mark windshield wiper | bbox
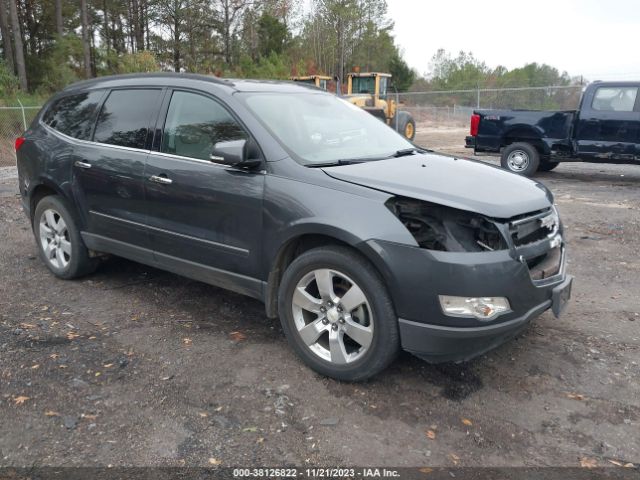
[306,148,431,168]
[391,147,430,157]
[307,157,387,168]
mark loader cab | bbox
[347,72,391,98]
[291,75,331,91]
[345,72,416,141]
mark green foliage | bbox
[31,36,82,94]
[419,49,580,110]
[388,50,415,92]
[257,13,289,58]
[429,49,489,90]
[234,51,290,79]
[0,60,19,97]
[113,51,160,74]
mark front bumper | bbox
[399,275,572,363]
[363,239,571,362]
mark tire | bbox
[395,111,416,141]
[538,160,560,172]
[33,195,98,279]
[501,142,540,176]
[278,246,400,381]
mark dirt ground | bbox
[1,128,639,469]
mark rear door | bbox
[73,88,163,249]
[144,89,265,285]
[575,85,640,159]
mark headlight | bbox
[386,197,507,252]
[439,296,511,320]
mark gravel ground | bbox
[1,133,639,469]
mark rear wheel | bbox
[278,246,399,381]
[501,142,540,177]
[33,195,98,279]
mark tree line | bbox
[0,0,416,97]
[410,49,584,110]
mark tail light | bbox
[470,114,480,137]
[15,137,25,151]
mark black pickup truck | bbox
[465,81,640,176]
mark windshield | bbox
[239,92,413,165]
[352,77,375,94]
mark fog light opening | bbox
[439,296,511,320]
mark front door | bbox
[575,85,640,160]
[73,88,163,249]
[144,90,265,290]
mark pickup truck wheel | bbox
[501,142,540,176]
[278,246,400,381]
[538,161,560,172]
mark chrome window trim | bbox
[41,121,151,155]
[43,120,264,172]
[89,210,250,256]
[152,150,233,169]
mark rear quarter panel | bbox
[17,123,75,221]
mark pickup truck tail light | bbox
[15,136,25,151]
[470,114,480,137]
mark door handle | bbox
[74,160,92,169]
[149,175,173,185]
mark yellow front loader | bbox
[346,72,416,141]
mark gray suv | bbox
[16,73,573,381]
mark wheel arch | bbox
[28,180,68,223]
[502,125,549,155]
[264,226,390,319]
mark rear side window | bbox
[591,87,638,112]
[161,90,247,161]
[93,89,160,149]
[42,91,103,140]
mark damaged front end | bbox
[385,196,564,283]
[385,197,507,253]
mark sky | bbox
[386,0,640,81]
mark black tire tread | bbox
[33,195,98,279]
[278,245,399,382]
[500,142,540,177]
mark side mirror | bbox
[210,139,262,169]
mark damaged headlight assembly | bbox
[385,197,507,252]
[386,197,512,321]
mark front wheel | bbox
[278,246,399,381]
[501,142,540,177]
[395,111,416,141]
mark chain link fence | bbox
[396,85,584,132]
[0,104,41,167]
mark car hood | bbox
[322,153,551,218]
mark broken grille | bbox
[509,207,559,247]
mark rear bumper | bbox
[465,135,475,149]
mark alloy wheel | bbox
[291,268,374,365]
[39,208,71,269]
